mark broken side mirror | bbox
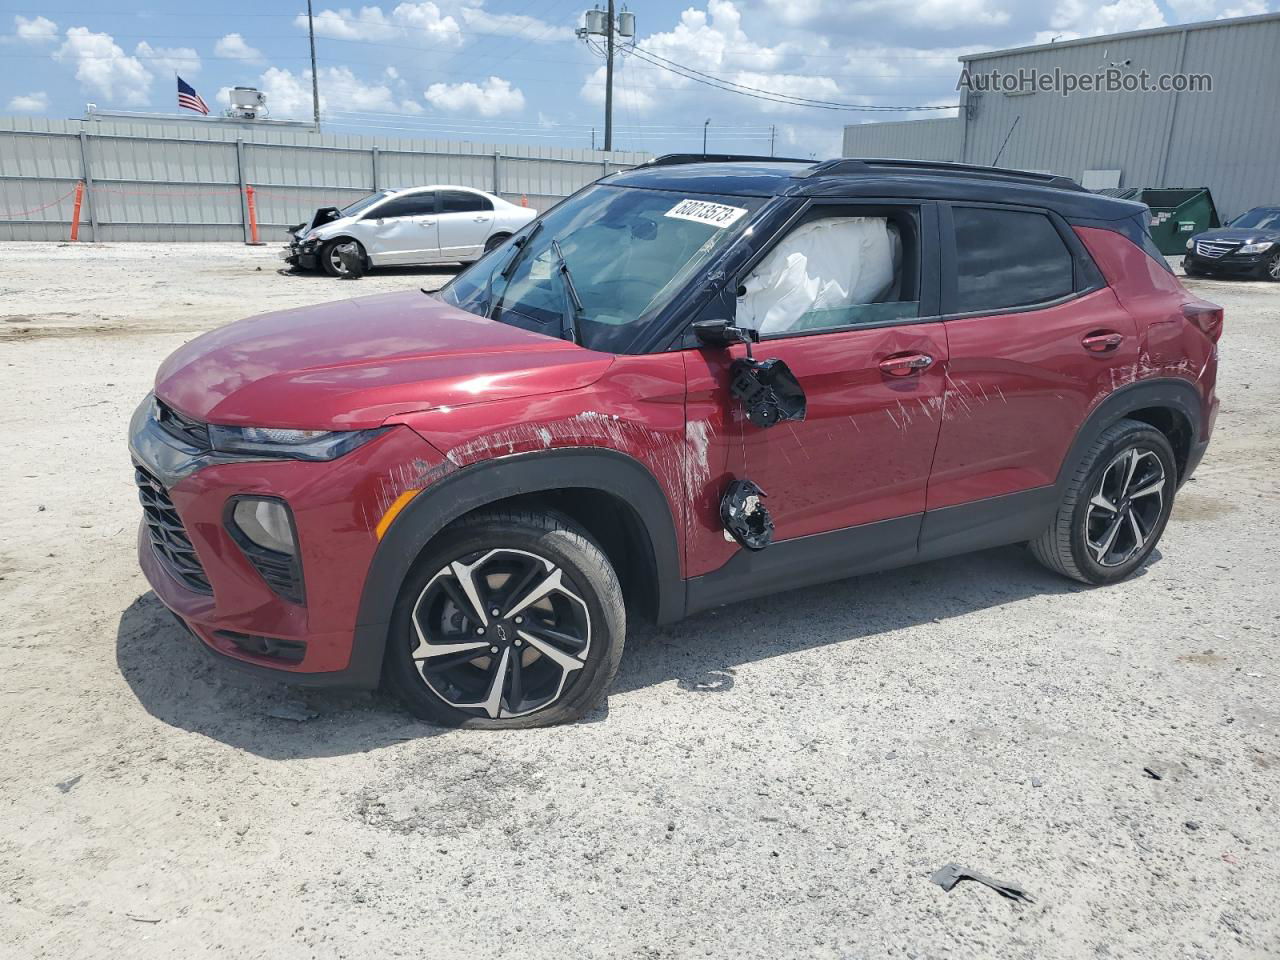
[692,318,758,349]
[730,358,806,429]
[721,479,773,551]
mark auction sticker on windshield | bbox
[664,199,748,229]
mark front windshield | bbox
[340,191,391,218]
[441,184,765,353]
[1229,207,1280,230]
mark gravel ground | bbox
[1,242,1278,960]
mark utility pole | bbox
[307,0,321,130]
[769,124,775,157]
[577,6,634,152]
[703,118,710,155]
[603,0,615,151]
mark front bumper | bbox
[1185,250,1269,274]
[129,396,451,688]
[282,240,319,270]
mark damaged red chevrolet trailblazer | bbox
[130,156,1221,728]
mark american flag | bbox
[177,76,209,115]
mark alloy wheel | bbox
[1268,253,1280,281]
[410,548,592,719]
[328,243,353,275]
[1084,447,1167,567]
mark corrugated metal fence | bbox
[0,116,650,242]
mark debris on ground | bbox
[930,864,1034,903]
[55,774,83,793]
[265,702,318,722]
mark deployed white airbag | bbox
[738,217,896,335]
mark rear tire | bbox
[384,509,626,729]
[484,232,511,254]
[1030,418,1177,584]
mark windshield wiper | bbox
[483,220,544,318]
[550,239,584,345]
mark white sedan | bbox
[284,185,537,277]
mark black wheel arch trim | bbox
[349,447,684,679]
[1056,378,1203,491]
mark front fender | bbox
[349,448,685,680]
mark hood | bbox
[306,215,358,242]
[155,291,614,429]
[1191,227,1280,244]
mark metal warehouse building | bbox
[843,12,1280,218]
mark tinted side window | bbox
[953,207,1074,313]
[371,193,437,219]
[441,191,492,213]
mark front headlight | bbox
[1239,240,1274,254]
[208,424,387,461]
[1185,237,1195,251]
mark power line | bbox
[627,46,958,112]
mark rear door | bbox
[362,192,439,265]
[925,203,1137,520]
[437,190,496,262]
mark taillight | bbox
[1182,301,1223,342]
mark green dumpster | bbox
[1097,187,1221,256]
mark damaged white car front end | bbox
[284,186,537,277]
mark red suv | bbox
[130,156,1221,728]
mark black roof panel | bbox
[608,157,1146,221]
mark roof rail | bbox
[795,158,1086,192]
[640,153,812,168]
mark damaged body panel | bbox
[131,154,1220,728]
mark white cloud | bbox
[14,14,57,43]
[424,75,525,116]
[760,0,1009,30]
[1164,0,1268,19]
[7,91,49,111]
[241,65,422,119]
[458,6,574,42]
[214,32,264,63]
[1042,0,1166,37]
[54,27,152,106]
[299,3,462,45]
[134,41,201,76]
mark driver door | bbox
[687,201,946,589]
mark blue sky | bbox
[0,0,1270,157]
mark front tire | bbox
[1030,419,1177,584]
[1263,250,1280,282]
[384,510,626,729]
[321,238,366,277]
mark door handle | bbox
[879,353,934,376]
[1081,331,1124,353]
[473,216,488,222]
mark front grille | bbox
[134,463,211,593]
[1195,240,1238,259]
[155,399,210,450]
